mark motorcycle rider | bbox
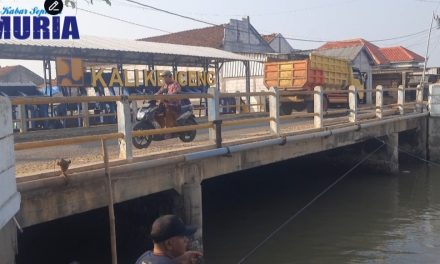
[155,70,182,128]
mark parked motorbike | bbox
[132,99,197,149]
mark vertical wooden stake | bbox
[102,139,118,264]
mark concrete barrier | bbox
[0,97,20,264]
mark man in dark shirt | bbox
[135,215,202,264]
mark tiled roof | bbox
[379,46,424,63]
[261,33,277,43]
[318,38,389,65]
[0,65,44,85]
[139,25,225,49]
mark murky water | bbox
[202,154,440,264]
[16,150,440,264]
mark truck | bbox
[263,53,366,115]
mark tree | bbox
[64,0,111,8]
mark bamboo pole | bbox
[102,139,118,264]
[14,133,124,150]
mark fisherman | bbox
[135,214,202,264]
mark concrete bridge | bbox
[2,84,440,263]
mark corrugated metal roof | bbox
[313,46,364,61]
[0,35,260,65]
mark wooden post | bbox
[101,139,118,264]
[397,85,405,115]
[416,84,424,113]
[18,104,27,133]
[314,86,323,128]
[269,87,280,135]
[82,102,89,128]
[349,85,358,123]
[235,91,241,114]
[376,85,383,119]
[131,100,138,122]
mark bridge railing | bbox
[11,85,427,169]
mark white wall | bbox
[352,52,373,104]
[221,76,268,112]
[268,34,294,54]
[221,76,267,93]
[0,97,20,230]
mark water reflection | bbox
[203,156,440,264]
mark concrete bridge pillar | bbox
[0,97,20,264]
[0,220,17,264]
[384,133,399,174]
[182,182,203,251]
[428,84,440,162]
[363,134,399,174]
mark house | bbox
[262,33,295,53]
[140,17,274,54]
[0,65,44,86]
[140,17,288,98]
[316,38,424,103]
[375,46,425,89]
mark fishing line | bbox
[237,142,385,264]
[374,137,440,168]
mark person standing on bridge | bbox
[135,214,202,264]
[155,70,182,128]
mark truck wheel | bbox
[306,101,314,113]
[292,103,306,112]
[280,103,293,115]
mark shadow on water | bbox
[202,147,440,264]
[16,190,178,264]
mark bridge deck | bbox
[15,115,314,176]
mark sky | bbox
[1,0,440,76]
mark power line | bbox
[124,0,218,27]
[76,7,171,33]
[124,0,435,45]
[370,28,430,42]
[78,0,437,52]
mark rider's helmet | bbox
[160,70,173,78]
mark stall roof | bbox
[0,35,259,66]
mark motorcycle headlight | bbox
[136,110,146,120]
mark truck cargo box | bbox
[264,54,353,90]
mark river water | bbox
[15,149,440,264]
[202,153,440,264]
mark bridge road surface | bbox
[14,115,322,176]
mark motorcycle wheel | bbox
[132,122,154,149]
[179,117,197,142]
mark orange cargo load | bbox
[264,59,325,90]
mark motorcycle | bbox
[132,99,197,149]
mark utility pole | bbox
[420,12,440,87]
